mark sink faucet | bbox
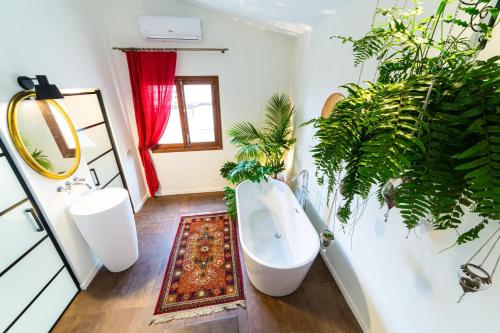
[58,177,93,193]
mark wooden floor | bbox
[53,193,362,333]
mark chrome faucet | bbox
[57,177,93,193]
[291,170,309,209]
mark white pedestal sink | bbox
[70,188,139,272]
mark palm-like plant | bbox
[221,93,296,217]
[22,136,54,171]
[228,93,296,169]
[30,148,54,171]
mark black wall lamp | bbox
[17,75,63,100]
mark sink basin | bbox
[70,188,138,272]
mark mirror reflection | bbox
[8,92,80,179]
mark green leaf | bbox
[455,157,489,170]
[457,220,488,245]
[461,6,480,16]
[464,164,490,179]
[453,140,487,159]
[489,7,499,19]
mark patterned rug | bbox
[152,212,245,324]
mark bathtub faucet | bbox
[291,170,309,209]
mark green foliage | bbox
[457,220,489,245]
[221,93,296,217]
[223,187,237,218]
[30,149,54,171]
[308,1,500,245]
[334,27,388,66]
[220,160,285,218]
[228,93,296,168]
[220,160,284,184]
[22,136,54,171]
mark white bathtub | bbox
[235,178,320,296]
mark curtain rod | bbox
[112,47,228,53]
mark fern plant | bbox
[307,0,500,245]
[221,93,296,217]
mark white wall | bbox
[0,0,147,287]
[290,1,500,332]
[98,0,295,195]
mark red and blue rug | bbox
[152,212,245,323]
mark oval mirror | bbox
[7,91,81,179]
[321,93,345,118]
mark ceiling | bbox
[180,0,350,36]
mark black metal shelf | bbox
[0,198,28,217]
[0,139,79,286]
[63,89,132,208]
[102,173,120,189]
[77,121,105,133]
[0,236,49,279]
[87,148,113,165]
[3,265,66,333]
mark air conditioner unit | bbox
[138,16,202,41]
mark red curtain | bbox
[125,51,177,196]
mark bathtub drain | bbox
[274,233,281,239]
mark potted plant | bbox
[221,93,296,217]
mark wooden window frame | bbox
[37,100,76,158]
[153,76,223,153]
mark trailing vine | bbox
[307,0,500,245]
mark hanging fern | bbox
[451,57,500,221]
[457,220,489,245]
[307,1,500,245]
[333,27,388,66]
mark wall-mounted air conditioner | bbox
[138,16,202,41]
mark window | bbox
[37,100,76,158]
[153,76,222,153]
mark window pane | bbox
[184,84,215,143]
[159,86,183,144]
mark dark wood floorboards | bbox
[168,316,240,333]
[53,192,362,333]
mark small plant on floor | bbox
[306,0,500,245]
[221,93,296,217]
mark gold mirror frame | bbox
[7,91,81,179]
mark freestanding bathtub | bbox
[235,178,320,296]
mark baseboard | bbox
[319,250,369,333]
[134,194,149,213]
[159,187,223,196]
[80,261,102,290]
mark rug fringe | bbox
[150,300,246,325]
